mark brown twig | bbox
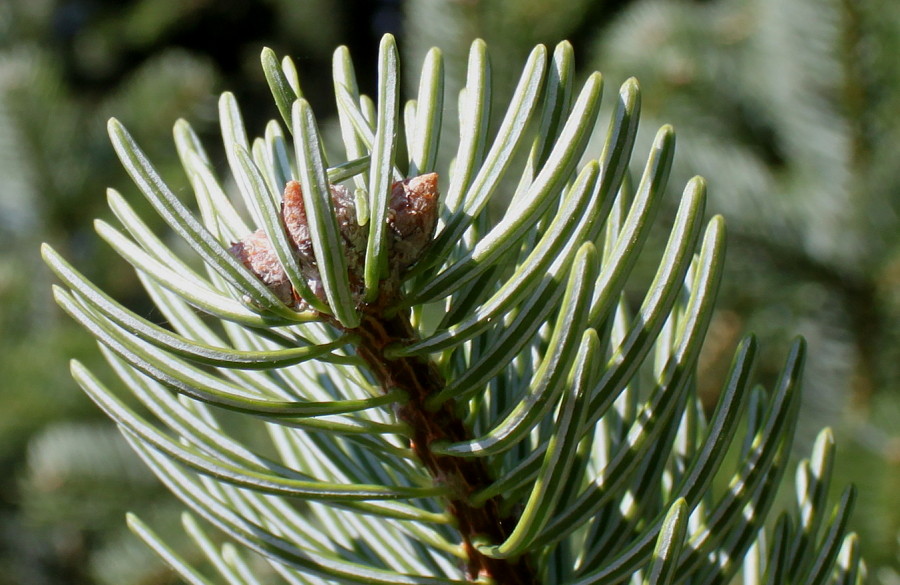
[335,309,535,584]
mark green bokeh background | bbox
[1,0,897,583]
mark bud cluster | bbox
[229,173,439,312]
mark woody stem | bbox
[337,310,536,584]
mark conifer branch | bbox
[41,34,866,585]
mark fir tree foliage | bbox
[44,35,865,584]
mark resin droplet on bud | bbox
[230,173,440,312]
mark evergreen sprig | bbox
[43,35,866,585]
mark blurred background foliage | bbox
[0,0,896,583]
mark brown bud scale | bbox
[229,173,440,312]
